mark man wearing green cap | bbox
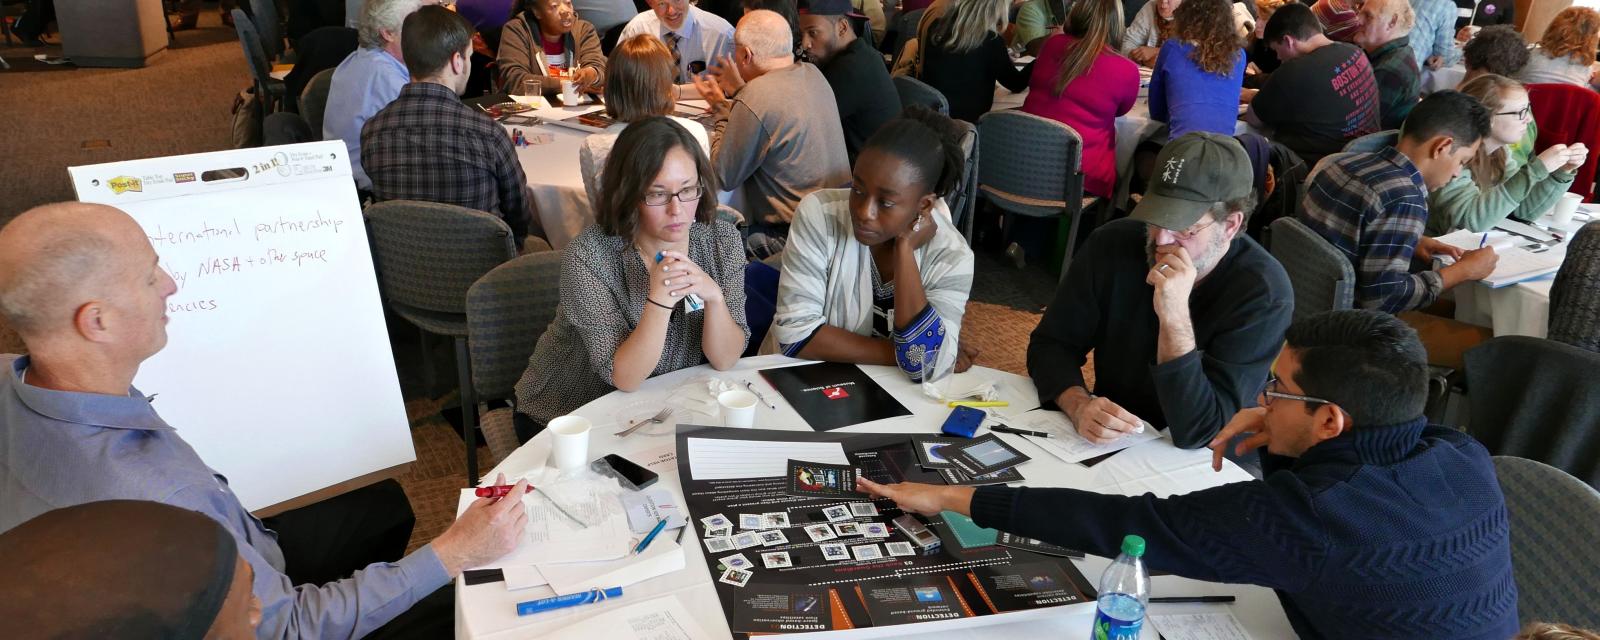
[1027,132,1293,458]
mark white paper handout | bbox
[620,487,687,533]
[538,538,686,596]
[540,595,711,640]
[1152,611,1252,640]
[1433,229,1564,287]
[685,438,848,480]
[456,477,634,570]
[1014,410,1160,464]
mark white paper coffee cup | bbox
[548,415,591,471]
[718,390,758,428]
[1553,192,1584,228]
[561,78,579,105]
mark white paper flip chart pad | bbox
[70,141,414,511]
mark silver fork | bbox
[615,407,673,438]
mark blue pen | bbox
[516,586,623,616]
[633,517,669,555]
[1479,233,1488,248]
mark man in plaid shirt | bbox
[1299,91,1499,314]
[362,6,535,250]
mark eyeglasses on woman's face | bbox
[1494,104,1532,121]
[642,185,703,206]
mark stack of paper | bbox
[538,539,685,596]
[541,595,711,640]
[1013,410,1160,464]
[455,479,635,570]
[1434,229,1564,288]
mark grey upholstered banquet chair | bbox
[1549,220,1600,353]
[249,0,283,62]
[1493,456,1600,628]
[948,119,979,242]
[1465,336,1600,491]
[1268,217,1354,322]
[365,200,518,484]
[977,110,1100,280]
[299,68,336,139]
[1341,129,1400,154]
[466,251,563,464]
[232,9,285,114]
[891,75,949,117]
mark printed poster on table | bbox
[676,426,1096,639]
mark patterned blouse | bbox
[513,220,750,425]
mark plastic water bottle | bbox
[1090,534,1150,640]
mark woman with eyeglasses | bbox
[1425,74,1588,236]
[761,107,977,382]
[512,117,748,440]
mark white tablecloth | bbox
[1422,64,1467,94]
[455,355,1295,639]
[498,99,737,250]
[496,99,607,250]
[1453,206,1593,338]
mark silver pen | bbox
[534,486,590,528]
[743,379,778,410]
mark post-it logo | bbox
[108,176,143,194]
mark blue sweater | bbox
[1148,40,1246,139]
[971,417,1519,639]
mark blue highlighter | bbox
[656,251,705,313]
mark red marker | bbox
[475,484,533,498]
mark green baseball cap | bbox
[1129,132,1255,231]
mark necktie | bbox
[665,32,684,83]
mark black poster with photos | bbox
[676,426,1096,639]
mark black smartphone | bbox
[602,453,658,490]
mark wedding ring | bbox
[1157,264,1171,272]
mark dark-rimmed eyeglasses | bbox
[642,186,703,206]
[1494,105,1532,120]
[1261,375,1332,407]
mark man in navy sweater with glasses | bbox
[862,309,1518,640]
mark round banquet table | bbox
[454,355,1295,639]
[1453,205,1594,338]
[497,97,737,251]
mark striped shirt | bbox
[1299,147,1443,313]
[761,189,974,381]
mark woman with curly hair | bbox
[1518,7,1600,89]
[1148,0,1246,138]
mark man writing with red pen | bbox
[0,202,530,639]
[859,310,1517,640]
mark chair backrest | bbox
[364,200,518,315]
[976,110,1080,217]
[465,251,562,401]
[1341,129,1399,154]
[892,75,949,116]
[947,118,979,239]
[1528,82,1600,200]
[231,9,275,107]
[249,0,283,62]
[1268,217,1354,321]
[300,67,336,137]
[1465,335,1600,490]
[1549,220,1600,353]
[1492,456,1600,629]
[262,112,314,146]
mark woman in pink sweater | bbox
[1021,0,1141,199]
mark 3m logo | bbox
[108,176,143,194]
[822,387,850,400]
